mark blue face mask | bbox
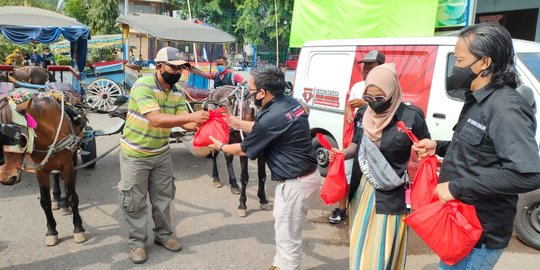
[216,65,226,73]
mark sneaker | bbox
[129,247,147,264]
[329,208,347,224]
[154,238,183,252]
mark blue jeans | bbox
[438,245,503,270]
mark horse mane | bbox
[0,96,12,124]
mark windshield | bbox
[517,53,540,84]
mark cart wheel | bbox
[87,78,123,112]
[80,127,97,169]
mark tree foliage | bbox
[63,0,89,26]
[0,0,56,10]
[172,0,294,53]
[87,0,120,35]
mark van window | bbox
[445,53,466,101]
[517,53,540,84]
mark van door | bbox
[424,46,465,140]
[294,46,357,148]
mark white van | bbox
[292,36,540,249]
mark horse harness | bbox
[11,94,82,171]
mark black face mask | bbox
[447,60,480,90]
[368,97,393,114]
[251,89,264,108]
[161,70,181,86]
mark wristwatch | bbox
[219,144,226,152]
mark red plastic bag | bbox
[192,107,230,147]
[404,200,483,265]
[410,155,439,210]
[342,121,355,149]
[317,133,348,204]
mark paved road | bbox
[0,103,539,269]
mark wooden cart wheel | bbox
[86,78,123,112]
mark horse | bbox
[0,93,86,246]
[0,66,51,85]
[205,85,270,217]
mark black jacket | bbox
[349,103,430,214]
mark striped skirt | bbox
[349,176,408,270]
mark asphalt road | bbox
[1,93,539,269]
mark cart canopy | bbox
[116,13,235,43]
[0,6,90,72]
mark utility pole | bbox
[187,0,199,67]
[273,0,279,66]
[124,0,128,15]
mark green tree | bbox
[87,0,120,35]
[0,0,56,10]
[63,0,90,25]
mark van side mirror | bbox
[516,85,536,113]
[285,81,293,96]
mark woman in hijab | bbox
[330,63,430,270]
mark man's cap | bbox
[155,47,190,66]
[357,50,385,64]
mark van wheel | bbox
[312,134,338,177]
[515,188,540,250]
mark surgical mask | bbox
[447,60,480,90]
[368,97,393,114]
[161,70,181,86]
[216,65,226,73]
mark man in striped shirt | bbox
[118,47,209,264]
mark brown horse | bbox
[206,85,270,217]
[0,94,86,246]
[0,66,51,85]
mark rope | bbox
[238,84,245,140]
[40,93,65,166]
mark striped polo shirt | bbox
[120,74,188,158]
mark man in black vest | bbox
[188,56,245,88]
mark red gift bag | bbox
[342,121,355,149]
[192,107,230,147]
[404,200,483,265]
[317,133,348,205]
[395,121,439,210]
[410,155,439,210]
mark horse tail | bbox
[0,96,12,124]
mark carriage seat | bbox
[177,81,210,101]
[125,64,142,71]
[48,82,82,105]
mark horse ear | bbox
[16,98,33,115]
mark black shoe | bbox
[329,208,347,224]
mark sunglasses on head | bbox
[362,94,387,103]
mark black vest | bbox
[213,71,233,88]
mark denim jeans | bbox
[438,245,503,270]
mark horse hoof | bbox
[51,201,59,210]
[237,209,248,217]
[61,207,72,216]
[231,187,240,195]
[45,235,59,246]
[213,181,223,188]
[260,203,272,211]
[74,232,86,243]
